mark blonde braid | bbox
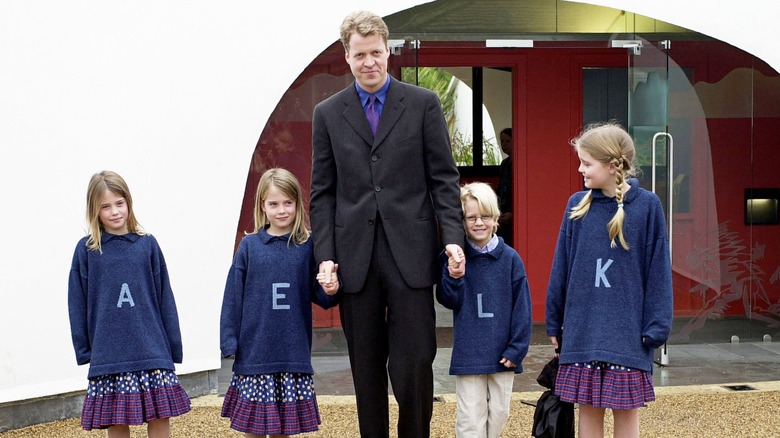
[607,160,629,249]
[569,190,592,220]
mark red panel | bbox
[313,305,341,328]
[251,40,780,327]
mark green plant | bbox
[402,67,501,166]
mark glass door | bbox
[627,39,673,364]
[627,38,767,348]
[628,39,672,218]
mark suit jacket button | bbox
[374,186,381,192]
[368,219,375,225]
[371,155,378,162]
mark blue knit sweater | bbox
[220,228,339,375]
[546,179,673,372]
[68,233,183,378]
[437,236,532,375]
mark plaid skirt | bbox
[81,369,191,430]
[221,372,321,435]
[555,361,655,410]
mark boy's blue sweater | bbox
[68,233,183,379]
[546,179,673,372]
[220,229,339,375]
[437,237,532,375]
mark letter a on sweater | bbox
[117,283,135,308]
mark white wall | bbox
[0,0,420,403]
[0,0,776,404]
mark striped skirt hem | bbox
[555,361,655,410]
[81,370,190,430]
[221,385,321,434]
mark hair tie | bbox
[618,203,624,209]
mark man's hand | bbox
[317,263,340,295]
[318,260,335,283]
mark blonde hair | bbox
[85,171,144,252]
[253,168,309,245]
[460,182,500,235]
[569,122,637,250]
[339,10,389,52]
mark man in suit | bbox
[310,10,466,438]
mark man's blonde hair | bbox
[339,10,389,52]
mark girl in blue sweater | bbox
[68,171,190,437]
[438,182,532,438]
[546,123,673,438]
[220,168,340,437]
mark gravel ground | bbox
[3,387,780,437]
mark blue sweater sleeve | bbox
[503,254,533,367]
[67,241,91,365]
[151,238,183,363]
[220,241,247,358]
[312,284,340,309]
[436,252,463,310]
[642,205,674,348]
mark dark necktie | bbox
[365,94,379,135]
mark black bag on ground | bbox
[532,356,575,438]
[532,389,575,438]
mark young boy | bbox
[437,182,533,438]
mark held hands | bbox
[445,244,466,279]
[500,357,516,368]
[317,261,339,295]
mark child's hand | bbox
[550,336,561,356]
[445,244,465,279]
[500,357,516,368]
[447,256,465,279]
[317,263,339,295]
[322,277,339,295]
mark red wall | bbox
[241,41,780,326]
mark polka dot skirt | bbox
[555,361,655,410]
[221,372,321,435]
[81,369,191,430]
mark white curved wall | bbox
[0,0,420,403]
[0,0,776,403]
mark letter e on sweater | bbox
[272,283,291,310]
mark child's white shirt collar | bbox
[467,234,499,253]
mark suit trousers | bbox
[339,217,437,438]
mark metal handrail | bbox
[652,131,673,366]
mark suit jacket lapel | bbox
[341,86,374,146]
[372,81,405,150]
[340,80,407,149]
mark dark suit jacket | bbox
[310,78,464,293]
